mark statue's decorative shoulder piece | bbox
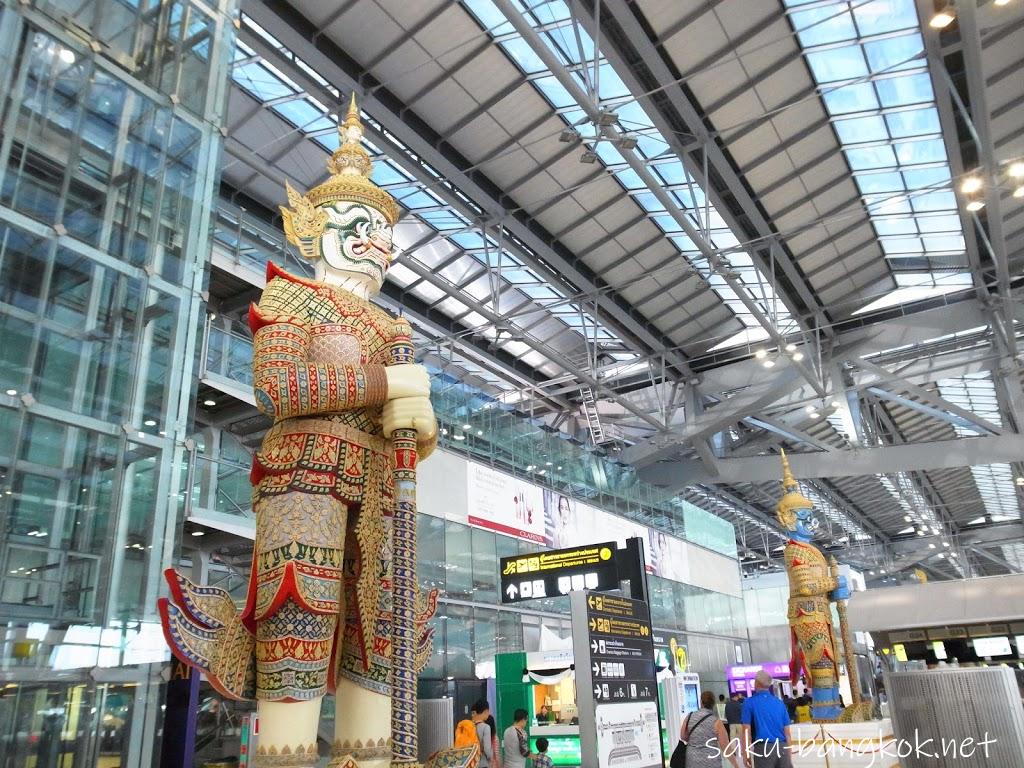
[159,95,448,768]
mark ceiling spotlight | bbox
[144,419,157,427]
[453,433,466,441]
[1007,161,1024,179]
[904,515,912,522]
[942,541,950,547]
[462,423,471,430]
[869,570,875,576]
[1015,476,1024,486]
[4,389,16,396]
[476,429,483,436]
[929,3,955,28]
[191,530,205,537]
[58,47,76,64]
[917,530,926,536]
[959,176,983,194]
[203,399,216,407]
[785,343,797,352]
[559,128,580,143]
[1013,186,1024,198]
[616,134,639,151]
[805,405,816,413]
[965,199,985,212]
[754,349,768,359]
[928,543,936,549]
[596,110,619,127]
[579,149,599,164]
[762,358,776,369]
[792,351,805,362]
[994,0,1011,6]
[440,428,448,436]
[809,410,821,419]
[880,568,887,574]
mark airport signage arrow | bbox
[499,541,619,604]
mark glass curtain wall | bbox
[0,1,235,765]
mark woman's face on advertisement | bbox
[558,496,571,521]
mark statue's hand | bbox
[382,396,436,439]
[385,363,431,399]
[830,574,851,601]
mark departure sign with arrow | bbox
[499,542,619,604]
[581,593,657,703]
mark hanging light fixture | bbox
[929,1,956,28]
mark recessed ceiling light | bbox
[809,411,821,419]
[1014,186,1024,199]
[462,423,471,430]
[203,399,216,407]
[904,515,912,522]
[1008,161,1024,179]
[453,433,465,441]
[58,48,76,64]
[754,349,768,359]
[4,389,16,396]
[965,199,985,212]
[785,343,797,352]
[960,176,983,194]
[144,419,157,427]
[762,358,776,369]
[191,530,205,537]
[792,351,805,361]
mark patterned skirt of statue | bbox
[158,416,437,703]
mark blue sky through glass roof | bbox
[463,0,801,352]
[786,0,966,314]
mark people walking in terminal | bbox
[741,671,793,768]
[503,709,532,768]
[473,700,494,768]
[725,691,745,746]
[716,693,727,720]
[683,690,741,768]
[486,714,501,768]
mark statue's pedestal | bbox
[789,720,897,768]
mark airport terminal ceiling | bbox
[212,0,1024,584]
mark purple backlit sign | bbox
[725,661,791,681]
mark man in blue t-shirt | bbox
[741,670,792,767]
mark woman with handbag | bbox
[671,690,740,768]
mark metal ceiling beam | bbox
[242,2,696,381]
[591,0,828,332]
[641,433,1024,489]
[488,0,825,399]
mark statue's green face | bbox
[320,201,394,287]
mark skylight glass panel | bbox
[853,272,971,314]
[499,36,549,73]
[272,99,335,133]
[791,5,857,46]
[786,0,965,314]
[938,374,1021,522]
[460,0,800,351]
[232,61,296,101]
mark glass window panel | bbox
[370,160,410,187]
[634,192,665,212]
[834,114,889,143]
[471,526,499,603]
[902,166,950,189]
[232,61,296,100]
[910,190,956,212]
[822,82,879,114]
[636,133,667,159]
[271,99,333,132]
[534,75,576,108]
[922,234,965,252]
[791,6,856,47]
[845,145,897,170]
[880,236,922,254]
[615,168,645,189]
[872,217,918,235]
[916,214,963,233]
[615,101,654,130]
[894,138,947,165]
[875,72,934,107]
[865,193,912,215]
[864,34,923,74]
[885,107,940,138]
[852,0,921,36]
[655,161,687,185]
[445,520,474,598]
[855,171,905,194]
[806,46,869,83]
[463,0,515,35]
[596,64,630,99]
[500,36,548,73]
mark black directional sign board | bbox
[499,542,619,604]
[583,592,657,703]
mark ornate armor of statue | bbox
[776,451,850,723]
[158,96,444,768]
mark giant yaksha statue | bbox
[159,96,447,768]
[776,450,852,723]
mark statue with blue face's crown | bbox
[776,450,850,723]
[156,95,476,768]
